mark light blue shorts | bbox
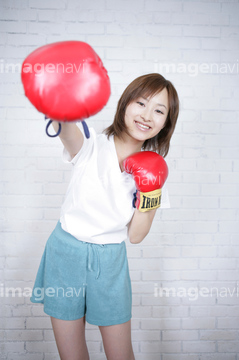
[30,221,132,326]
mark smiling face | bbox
[124,88,169,143]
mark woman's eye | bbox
[137,101,144,106]
[156,109,164,114]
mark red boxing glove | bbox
[21,41,111,138]
[123,151,168,212]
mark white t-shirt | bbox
[60,127,170,244]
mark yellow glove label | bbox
[139,189,162,212]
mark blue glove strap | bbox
[45,116,90,139]
[44,117,90,139]
[45,117,62,137]
[132,190,137,208]
[82,120,90,139]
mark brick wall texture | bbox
[1,0,239,359]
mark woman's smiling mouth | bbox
[134,121,151,131]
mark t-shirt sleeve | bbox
[62,127,96,165]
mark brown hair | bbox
[104,73,179,157]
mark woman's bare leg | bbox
[51,316,89,360]
[99,320,135,360]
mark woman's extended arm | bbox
[128,208,157,244]
[52,122,84,160]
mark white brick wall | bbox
[1,0,239,359]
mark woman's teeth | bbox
[135,121,150,130]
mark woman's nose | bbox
[140,107,152,122]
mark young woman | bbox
[30,73,179,360]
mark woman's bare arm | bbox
[128,208,157,244]
[52,122,84,160]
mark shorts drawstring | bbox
[87,243,104,279]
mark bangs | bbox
[127,75,168,104]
